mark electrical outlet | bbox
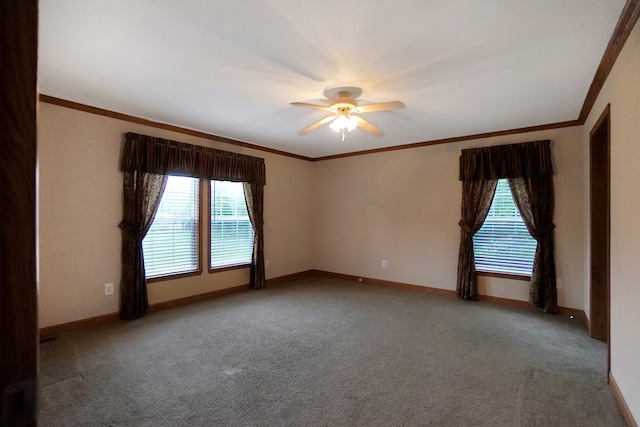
[358,277,363,283]
[104,282,114,295]
[265,259,270,268]
[382,260,388,268]
[556,278,562,290]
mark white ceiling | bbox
[39,0,626,158]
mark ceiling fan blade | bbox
[290,102,330,111]
[298,116,335,135]
[356,101,405,113]
[352,116,383,136]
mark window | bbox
[473,179,537,276]
[210,181,254,270]
[142,176,200,279]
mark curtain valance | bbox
[121,132,266,185]
[459,140,552,181]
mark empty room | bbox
[2,1,640,425]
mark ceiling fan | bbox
[291,86,404,140]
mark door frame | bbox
[589,103,611,375]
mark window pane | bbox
[143,176,199,278]
[210,181,254,269]
[473,179,537,276]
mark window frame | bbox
[474,179,535,282]
[476,271,530,282]
[145,176,204,283]
[207,180,253,274]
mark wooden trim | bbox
[588,103,611,343]
[579,0,640,123]
[266,270,314,285]
[309,270,587,327]
[39,312,120,342]
[38,285,251,341]
[148,284,250,312]
[366,277,457,297]
[590,103,612,138]
[308,269,360,281]
[310,269,457,297]
[147,269,203,283]
[589,103,612,380]
[477,271,531,281]
[609,372,639,427]
[557,306,590,331]
[39,94,313,162]
[309,269,363,282]
[38,269,591,343]
[209,263,252,274]
[477,294,534,311]
[40,284,252,339]
[476,295,588,328]
[311,120,581,161]
[38,271,313,339]
[40,93,583,162]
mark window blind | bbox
[210,181,254,269]
[143,176,200,278]
[474,179,537,276]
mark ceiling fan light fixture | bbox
[329,114,357,133]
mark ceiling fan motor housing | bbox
[329,93,358,113]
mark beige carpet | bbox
[39,276,625,426]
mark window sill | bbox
[476,271,531,281]
[208,263,251,274]
[147,269,203,283]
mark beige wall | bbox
[312,126,585,309]
[38,103,314,327]
[583,20,640,421]
[38,103,586,329]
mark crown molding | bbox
[39,94,581,162]
[579,0,640,123]
[38,94,313,162]
[311,120,581,161]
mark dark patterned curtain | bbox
[457,140,557,312]
[509,176,558,313]
[456,179,498,299]
[119,133,267,319]
[243,183,265,289]
[118,171,167,320]
[459,140,553,181]
[121,132,266,185]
